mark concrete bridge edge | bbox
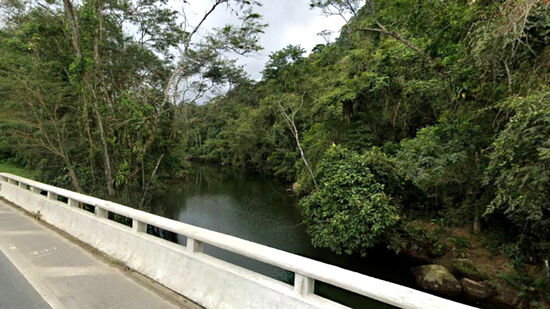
[0,197,204,309]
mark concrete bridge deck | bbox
[0,200,199,309]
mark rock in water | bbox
[460,278,493,300]
[412,264,462,297]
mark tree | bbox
[300,145,401,256]
[484,89,550,256]
[396,117,487,231]
[170,1,550,298]
[276,93,317,186]
[469,0,549,93]
[0,0,268,203]
[164,0,266,106]
[310,0,432,62]
[0,3,84,191]
[262,45,306,80]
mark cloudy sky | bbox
[183,0,348,80]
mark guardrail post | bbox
[95,207,108,218]
[8,179,17,185]
[18,182,27,189]
[30,187,41,193]
[186,238,204,253]
[47,192,58,201]
[294,273,314,296]
[0,176,6,182]
[133,219,147,233]
[68,198,80,208]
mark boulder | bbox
[489,281,528,309]
[460,278,493,301]
[452,258,489,281]
[291,182,299,193]
[412,264,462,297]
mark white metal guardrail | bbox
[0,173,476,309]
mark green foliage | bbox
[397,222,448,258]
[0,162,36,179]
[2,1,550,288]
[174,1,550,272]
[498,263,550,305]
[468,1,550,94]
[262,45,306,80]
[0,0,265,204]
[396,117,485,202]
[450,237,472,249]
[299,145,401,255]
[484,89,550,256]
[172,0,549,300]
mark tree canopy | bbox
[176,0,550,265]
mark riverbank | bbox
[150,165,414,308]
[401,221,549,309]
[174,163,550,309]
[4,161,547,308]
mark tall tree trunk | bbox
[140,154,165,207]
[472,152,481,233]
[93,0,115,116]
[80,0,115,197]
[473,203,481,233]
[82,102,96,184]
[90,97,115,197]
[292,122,317,187]
[278,102,317,186]
[62,154,83,193]
[61,0,81,60]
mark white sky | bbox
[182,0,348,80]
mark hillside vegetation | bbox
[1,0,549,307]
[179,1,550,307]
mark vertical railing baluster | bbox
[294,273,314,296]
[95,207,108,218]
[68,198,80,208]
[186,238,204,253]
[133,219,147,233]
[47,191,58,201]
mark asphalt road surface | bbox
[0,250,51,309]
[0,199,194,309]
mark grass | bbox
[0,162,36,179]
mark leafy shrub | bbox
[451,236,472,249]
[299,145,401,256]
[484,90,550,257]
[396,117,484,200]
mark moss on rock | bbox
[412,264,462,297]
[453,258,489,281]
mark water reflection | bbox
[149,165,411,308]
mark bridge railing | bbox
[0,173,476,309]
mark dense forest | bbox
[1,0,549,307]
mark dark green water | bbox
[149,165,415,308]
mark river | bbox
[148,165,415,308]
